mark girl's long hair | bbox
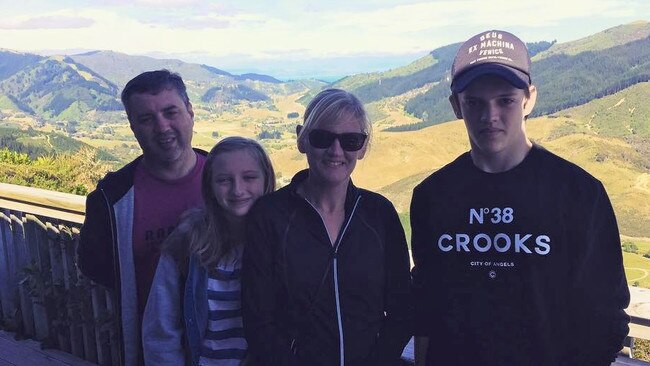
[165,137,275,268]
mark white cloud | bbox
[0,15,94,30]
[96,0,203,6]
[0,0,646,64]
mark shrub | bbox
[622,241,639,254]
[257,130,282,140]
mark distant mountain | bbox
[236,73,282,84]
[0,50,44,80]
[68,50,285,90]
[0,48,312,123]
[68,50,233,88]
[68,50,299,106]
[303,39,553,108]
[534,20,650,60]
[0,52,121,120]
[402,21,650,130]
[202,84,270,104]
[333,43,460,104]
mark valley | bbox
[0,21,649,290]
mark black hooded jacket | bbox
[242,170,412,366]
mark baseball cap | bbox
[451,30,532,93]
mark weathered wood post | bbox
[23,214,51,342]
[11,212,35,337]
[0,210,15,328]
[59,224,85,359]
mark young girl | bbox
[143,137,275,366]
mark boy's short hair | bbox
[451,30,532,93]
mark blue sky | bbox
[1,0,648,80]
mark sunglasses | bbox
[308,129,367,152]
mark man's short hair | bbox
[121,69,190,117]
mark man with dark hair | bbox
[77,70,207,366]
[410,30,630,366]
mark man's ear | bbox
[187,102,194,119]
[296,125,306,153]
[523,85,537,118]
[449,94,463,120]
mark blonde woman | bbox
[143,137,275,366]
[243,89,411,366]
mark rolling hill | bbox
[0,49,322,126]
[0,20,648,240]
[304,39,554,109]
[404,21,650,129]
[0,126,118,162]
[534,20,650,60]
[68,50,233,89]
[0,54,121,120]
[68,51,301,104]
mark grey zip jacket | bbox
[76,148,208,366]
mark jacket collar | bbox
[287,169,361,215]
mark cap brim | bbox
[451,64,530,93]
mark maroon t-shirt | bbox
[132,152,206,320]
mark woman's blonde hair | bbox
[297,88,371,147]
[165,136,275,268]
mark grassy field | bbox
[2,75,649,286]
[623,237,650,288]
[66,83,646,241]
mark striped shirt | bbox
[198,248,247,366]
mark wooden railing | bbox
[0,183,119,366]
[1,182,650,366]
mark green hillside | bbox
[68,51,232,89]
[0,93,27,112]
[335,54,437,91]
[202,84,270,104]
[532,35,650,116]
[551,82,650,138]
[405,23,650,129]
[61,56,120,92]
[0,50,43,80]
[534,20,650,60]
[67,50,313,111]
[0,58,121,120]
[339,43,460,104]
[0,126,118,161]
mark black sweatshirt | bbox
[410,144,629,366]
[243,170,412,366]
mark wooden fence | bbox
[0,183,119,366]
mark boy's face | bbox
[449,74,536,159]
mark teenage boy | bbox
[410,30,630,366]
[77,70,207,366]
